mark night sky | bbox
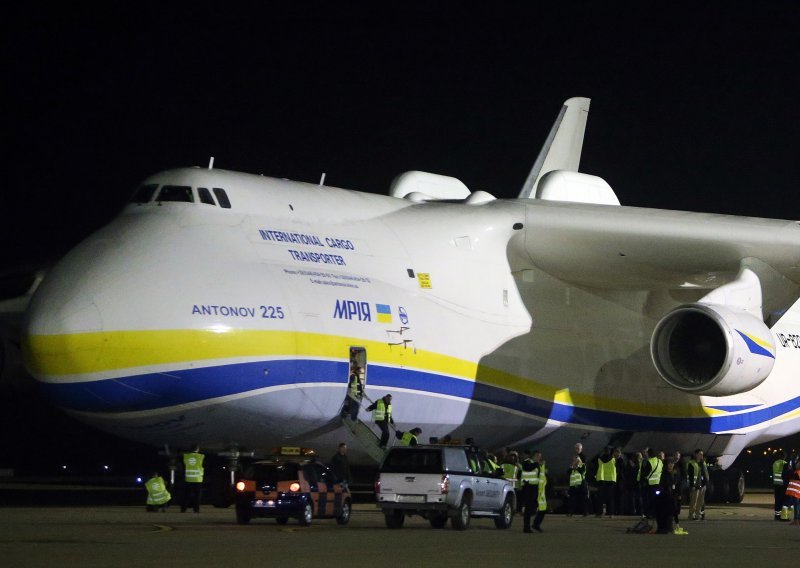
[3,3,800,473]
[5,2,800,267]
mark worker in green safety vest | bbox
[145,472,171,512]
[640,447,663,519]
[367,394,394,448]
[181,445,205,513]
[772,450,789,520]
[595,446,617,518]
[566,455,586,516]
[396,427,422,446]
[520,450,547,533]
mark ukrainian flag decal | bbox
[376,304,392,323]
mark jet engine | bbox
[650,303,776,397]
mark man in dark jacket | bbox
[330,443,351,489]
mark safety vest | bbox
[502,463,519,484]
[597,457,617,483]
[786,476,800,499]
[647,457,663,485]
[688,459,707,487]
[184,452,205,483]
[400,432,417,446]
[348,374,361,398]
[537,464,548,511]
[569,467,584,487]
[483,458,500,476]
[520,463,540,485]
[373,400,391,422]
[145,476,171,505]
[773,459,787,485]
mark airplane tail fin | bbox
[519,97,590,198]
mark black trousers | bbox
[521,485,545,530]
[377,421,390,447]
[774,485,786,515]
[181,482,202,513]
[597,481,615,515]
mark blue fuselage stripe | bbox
[38,359,800,433]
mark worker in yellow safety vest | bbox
[520,450,547,533]
[785,456,800,525]
[566,455,586,516]
[640,447,663,519]
[595,446,617,518]
[397,427,422,446]
[772,451,789,520]
[145,472,171,512]
[687,449,709,521]
[181,445,205,513]
[366,394,394,448]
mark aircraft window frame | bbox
[213,187,231,208]
[197,187,216,206]
[156,185,195,203]
[130,183,158,204]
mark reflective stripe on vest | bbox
[647,457,663,485]
[521,464,540,485]
[400,432,417,446]
[184,453,205,483]
[786,478,800,499]
[373,400,391,422]
[146,477,171,505]
[773,459,787,485]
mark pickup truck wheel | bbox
[450,501,471,531]
[384,509,405,529]
[429,513,448,529]
[494,495,514,529]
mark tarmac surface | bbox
[1,493,798,568]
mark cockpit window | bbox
[198,187,216,205]
[213,187,231,209]
[130,184,158,204]
[157,185,194,203]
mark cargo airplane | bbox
[20,98,800,499]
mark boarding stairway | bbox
[339,394,395,463]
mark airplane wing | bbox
[511,199,800,318]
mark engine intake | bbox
[650,304,776,396]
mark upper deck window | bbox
[213,187,231,209]
[130,184,158,204]
[198,187,216,205]
[157,185,194,203]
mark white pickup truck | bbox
[375,445,516,530]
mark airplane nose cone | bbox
[23,242,108,380]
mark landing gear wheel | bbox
[384,509,405,529]
[726,467,745,503]
[298,502,313,526]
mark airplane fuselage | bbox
[23,168,800,468]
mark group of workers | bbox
[144,445,205,513]
[496,443,717,535]
[772,450,800,524]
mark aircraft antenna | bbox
[319,172,326,186]
[208,157,215,170]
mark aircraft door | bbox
[342,347,366,420]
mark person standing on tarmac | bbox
[145,471,171,512]
[595,446,617,518]
[687,448,709,521]
[367,394,394,448]
[772,450,790,521]
[330,443,352,489]
[181,445,205,513]
[640,447,663,520]
[566,455,586,517]
[786,455,800,525]
[521,450,547,533]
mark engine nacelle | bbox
[650,303,776,396]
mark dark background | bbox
[2,2,799,482]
